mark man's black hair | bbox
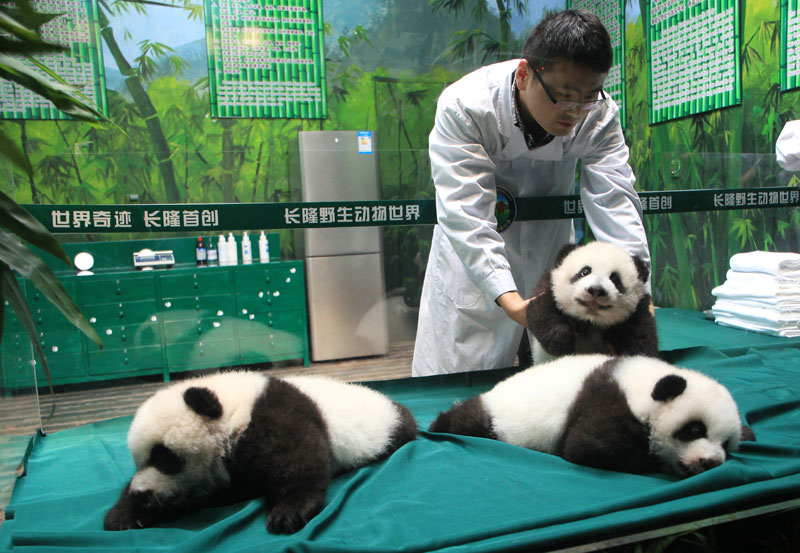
[521,9,612,74]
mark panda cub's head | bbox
[122,372,265,523]
[617,357,753,476]
[550,242,649,327]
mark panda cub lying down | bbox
[430,354,755,476]
[104,371,417,534]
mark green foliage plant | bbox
[0,0,103,392]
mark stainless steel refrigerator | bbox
[292,130,389,361]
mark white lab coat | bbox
[776,120,800,171]
[412,59,650,377]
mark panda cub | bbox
[527,241,658,364]
[104,371,417,534]
[429,354,754,476]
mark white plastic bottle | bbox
[217,234,228,266]
[258,231,270,263]
[227,232,238,265]
[241,231,253,264]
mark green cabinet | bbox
[1,237,309,390]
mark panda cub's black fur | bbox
[527,241,658,363]
[104,371,417,534]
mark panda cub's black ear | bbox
[184,387,223,419]
[651,374,687,402]
[632,255,649,283]
[554,243,580,267]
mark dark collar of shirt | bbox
[511,71,554,150]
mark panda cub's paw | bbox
[266,493,325,534]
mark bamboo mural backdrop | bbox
[0,0,798,310]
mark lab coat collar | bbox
[497,60,564,161]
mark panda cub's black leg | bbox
[429,396,497,440]
[266,486,327,534]
[228,377,335,534]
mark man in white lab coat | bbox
[776,120,800,172]
[412,9,651,376]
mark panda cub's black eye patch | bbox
[673,420,707,442]
[148,443,185,475]
[572,266,592,282]
[609,272,625,293]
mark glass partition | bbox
[1,146,799,525]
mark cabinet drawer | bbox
[1,329,29,356]
[88,321,161,351]
[165,340,238,369]
[3,352,86,388]
[87,345,162,375]
[24,280,78,321]
[160,295,236,321]
[236,290,304,314]
[239,330,303,361]
[79,275,156,305]
[159,271,233,298]
[85,300,160,327]
[36,327,84,355]
[234,263,304,294]
[164,317,235,344]
[236,310,305,337]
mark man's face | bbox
[515,58,607,137]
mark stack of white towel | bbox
[711,251,800,337]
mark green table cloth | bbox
[1,310,799,552]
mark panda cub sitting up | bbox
[527,241,658,364]
[104,371,417,534]
[429,354,755,476]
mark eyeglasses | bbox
[532,69,607,112]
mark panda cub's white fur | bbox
[527,242,658,364]
[430,355,754,476]
[105,371,417,534]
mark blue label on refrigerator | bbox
[357,131,373,154]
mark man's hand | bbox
[496,291,531,328]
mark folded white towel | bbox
[725,270,800,288]
[714,316,800,337]
[712,284,800,303]
[711,299,800,323]
[729,251,800,278]
[711,296,800,312]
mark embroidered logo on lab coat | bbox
[495,186,517,232]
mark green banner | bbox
[21,187,800,234]
[647,0,741,124]
[567,0,626,129]
[0,0,108,120]
[204,0,326,118]
[781,0,800,91]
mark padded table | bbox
[1,309,799,552]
